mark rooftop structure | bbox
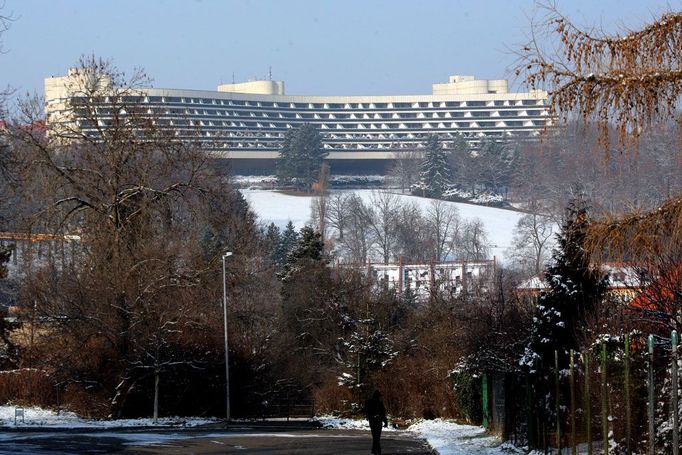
[45,70,550,172]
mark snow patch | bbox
[316,415,397,432]
[408,419,522,455]
[318,416,522,455]
[0,405,219,428]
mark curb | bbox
[0,419,323,433]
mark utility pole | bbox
[222,252,233,421]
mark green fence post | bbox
[555,350,561,454]
[672,330,679,455]
[482,372,489,430]
[584,351,592,455]
[570,350,576,455]
[527,371,535,449]
[624,334,631,455]
[602,341,609,455]
[648,334,655,455]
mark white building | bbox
[45,70,550,172]
[343,258,497,300]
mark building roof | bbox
[517,263,644,291]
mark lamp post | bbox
[222,251,233,421]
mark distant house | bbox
[516,263,645,303]
[0,231,80,310]
[339,258,497,300]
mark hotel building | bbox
[45,71,550,172]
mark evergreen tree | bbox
[447,134,468,176]
[287,226,324,265]
[276,124,328,189]
[276,221,299,270]
[338,318,396,394]
[275,129,296,184]
[522,195,608,370]
[280,225,325,281]
[416,134,453,198]
[278,225,337,387]
[264,222,281,267]
[476,139,513,194]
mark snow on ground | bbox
[241,189,315,231]
[241,189,531,262]
[318,416,522,455]
[316,415,397,432]
[0,405,218,428]
[408,419,523,455]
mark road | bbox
[0,428,435,454]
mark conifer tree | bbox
[276,124,328,189]
[338,318,396,394]
[476,139,513,194]
[276,221,299,270]
[285,226,324,267]
[522,195,608,370]
[275,129,297,185]
[416,134,453,198]
[264,223,281,267]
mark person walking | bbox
[365,390,388,455]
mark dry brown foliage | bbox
[519,4,682,262]
[519,4,682,151]
[2,57,274,417]
[0,369,54,407]
[587,196,682,261]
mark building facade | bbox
[342,258,497,300]
[45,71,550,172]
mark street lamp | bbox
[222,251,233,421]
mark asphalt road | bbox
[0,428,435,455]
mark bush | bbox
[0,368,55,407]
[450,369,482,424]
[313,382,353,416]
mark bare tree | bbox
[395,201,428,262]
[0,6,16,125]
[425,200,461,262]
[310,163,330,243]
[325,192,353,241]
[362,191,401,264]
[338,194,372,264]
[457,218,491,261]
[387,149,422,193]
[10,57,266,418]
[508,205,554,275]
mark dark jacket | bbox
[364,396,388,425]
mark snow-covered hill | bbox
[241,189,531,262]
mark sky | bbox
[0,0,678,98]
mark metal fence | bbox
[486,330,682,454]
[241,399,316,421]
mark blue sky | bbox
[1,0,677,97]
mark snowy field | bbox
[241,189,529,262]
[317,416,523,455]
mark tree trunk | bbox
[153,369,160,422]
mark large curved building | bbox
[45,71,550,172]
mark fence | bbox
[240,398,316,421]
[485,331,682,454]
